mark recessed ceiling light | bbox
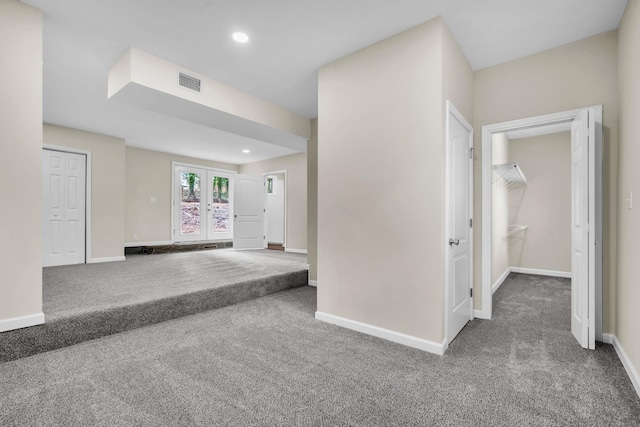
[242,149,251,154]
[232,32,249,43]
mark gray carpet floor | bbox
[1,273,639,426]
[43,249,308,320]
[0,250,308,362]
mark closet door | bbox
[570,109,595,350]
[42,149,86,266]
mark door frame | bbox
[480,105,603,342]
[43,145,92,263]
[444,100,474,349]
[171,161,237,243]
[263,169,287,250]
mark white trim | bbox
[444,100,474,349]
[481,105,603,327]
[509,267,571,278]
[0,313,45,332]
[609,334,640,399]
[87,256,126,263]
[601,333,614,344]
[124,240,174,248]
[492,267,511,294]
[474,309,485,319]
[308,280,317,287]
[285,248,307,254]
[43,145,92,263]
[315,311,445,356]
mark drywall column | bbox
[616,0,640,393]
[0,0,44,331]
[317,19,446,350]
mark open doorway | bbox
[481,106,603,350]
[264,171,287,251]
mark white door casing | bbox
[234,174,265,250]
[42,149,86,267]
[445,101,474,345]
[570,109,596,350]
[480,106,602,347]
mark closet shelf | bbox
[504,225,529,239]
[493,163,528,189]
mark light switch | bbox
[627,191,633,210]
[149,196,157,204]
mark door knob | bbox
[449,238,460,246]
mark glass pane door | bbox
[174,166,234,242]
[176,167,206,241]
[207,171,233,240]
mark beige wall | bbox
[0,0,43,325]
[317,18,472,345]
[508,132,571,272]
[44,124,126,260]
[473,31,619,333]
[441,22,474,124]
[491,133,510,284]
[307,119,318,281]
[125,147,237,244]
[239,153,307,252]
[616,0,640,386]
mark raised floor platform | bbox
[0,249,308,362]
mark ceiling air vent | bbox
[178,72,201,92]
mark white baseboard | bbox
[88,256,126,264]
[602,333,614,344]
[124,240,172,248]
[474,309,489,319]
[285,248,307,254]
[315,311,445,355]
[606,334,640,399]
[0,312,45,333]
[509,267,571,278]
[492,268,511,294]
[308,280,317,287]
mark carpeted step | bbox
[0,270,308,362]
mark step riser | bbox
[0,270,308,362]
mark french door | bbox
[174,166,234,241]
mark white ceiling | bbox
[23,0,627,165]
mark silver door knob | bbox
[449,238,460,246]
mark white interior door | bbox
[42,149,86,267]
[571,110,596,349]
[446,104,473,343]
[234,174,265,249]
